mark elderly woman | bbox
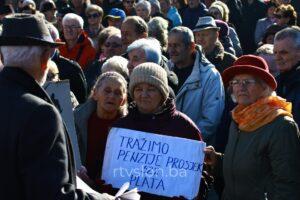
[205,55,300,200]
[85,4,105,48]
[274,4,297,26]
[148,16,169,55]
[135,0,152,22]
[111,62,210,199]
[75,71,128,187]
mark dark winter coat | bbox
[0,67,104,200]
[52,51,87,104]
[276,62,300,127]
[219,115,300,200]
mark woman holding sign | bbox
[205,55,300,200]
[111,62,209,199]
[74,72,128,188]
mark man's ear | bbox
[40,48,52,71]
[189,42,196,53]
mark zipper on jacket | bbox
[231,129,240,200]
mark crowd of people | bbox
[0,0,300,199]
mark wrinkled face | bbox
[121,21,140,49]
[274,37,300,73]
[168,33,192,66]
[108,17,123,29]
[63,19,82,41]
[87,11,102,26]
[135,5,150,21]
[194,29,218,53]
[93,78,126,114]
[188,0,199,9]
[133,83,163,114]
[209,8,222,20]
[103,34,123,58]
[231,74,266,106]
[128,48,147,74]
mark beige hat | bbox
[129,62,169,101]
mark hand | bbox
[77,166,94,186]
[204,146,221,167]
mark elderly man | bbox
[193,16,236,73]
[168,26,225,145]
[120,16,148,50]
[274,27,300,126]
[59,13,96,70]
[0,14,112,200]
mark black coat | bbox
[0,67,101,200]
[276,63,300,127]
[52,51,87,104]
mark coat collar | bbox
[1,67,53,104]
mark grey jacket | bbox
[221,115,300,200]
[74,99,97,164]
[169,47,225,145]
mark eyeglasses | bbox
[229,79,257,87]
[104,42,122,48]
[87,13,101,19]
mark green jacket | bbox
[221,115,300,200]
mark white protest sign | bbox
[102,127,206,199]
[44,81,82,169]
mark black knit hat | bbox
[0,13,64,47]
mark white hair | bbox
[127,37,162,64]
[62,13,84,29]
[101,56,129,78]
[0,46,45,67]
[135,0,151,12]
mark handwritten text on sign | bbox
[101,128,206,199]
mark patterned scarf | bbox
[232,96,293,132]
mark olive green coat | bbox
[221,115,300,200]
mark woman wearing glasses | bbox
[85,4,105,48]
[205,55,300,200]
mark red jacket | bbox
[59,32,96,70]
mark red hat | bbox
[222,55,277,90]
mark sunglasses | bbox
[87,13,101,19]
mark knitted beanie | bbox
[129,62,169,101]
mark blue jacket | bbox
[167,6,182,27]
[169,47,225,145]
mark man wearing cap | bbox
[193,16,236,73]
[0,14,112,200]
[168,26,225,145]
[106,8,126,29]
[274,27,300,126]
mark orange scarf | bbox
[232,96,293,132]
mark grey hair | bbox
[92,71,128,116]
[101,56,129,79]
[123,16,148,36]
[274,27,300,50]
[0,46,46,67]
[256,44,274,55]
[127,37,162,64]
[62,13,84,29]
[148,16,168,51]
[135,0,151,12]
[169,26,195,45]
